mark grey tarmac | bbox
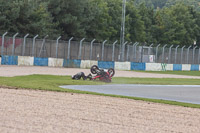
[60,84,200,104]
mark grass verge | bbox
[135,70,200,77]
[0,74,200,108]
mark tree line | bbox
[0,0,200,47]
[134,0,200,11]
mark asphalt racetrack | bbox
[60,84,200,104]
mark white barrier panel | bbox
[80,60,98,69]
[182,64,191,71]
[165,64,173,71]
[18,56,34,66]
[115,62,130,70]
[48,58,63,67]
[146,63,162,71]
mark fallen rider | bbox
[71,72,92,80]
[71,65,115,83]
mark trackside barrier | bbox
[131,62,145,70]
[80,60,98,69]
[191,65,199,71]
[48,58,63,67]
[115,62,131,70]
[98,61,115,69]
[63,59,81,68]
[34,57,48,66]
[146,63,162,71]
[1,55,18,65]
[0,55,199,72]
[18,56,34,66]
[173,64,182,71]
[165,64,173,71]
[182,64,191,71]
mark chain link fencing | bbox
[0,35,199,64]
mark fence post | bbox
[174,45,179,64]
[198,48,200,64]
[132,42,137,61]
[122,41,128,61]
[140,43,146,63]
[56,36,61,58]
[78,38,85,59]
[162,44,167,63]
[180,45,185,64]
[90,39,96,60]
[187,45,192,64]
[168,45,173,64]
[148,43,153,55]
[101,40,107,61]
[112,40,118,61]
[155,44,160,63]
[12,33,19,56]
[127,42,132,61]
[22,34,29,56]
[32,35,39,56]
[134,42,139,62]
[67,37,73,60]
[39,35,48,57]
[192,46,197,64]
[1,32,8,56]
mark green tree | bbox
[189,6,200,46]
[48,0,90,39]
[126,1,145,42]
[138,3,155,43]
[161,3,197,46]
[0,0,58,38]
[85,0,117,41]
[151,10,165,44]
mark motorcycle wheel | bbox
[90,65,99,74]
[108,68,115,77]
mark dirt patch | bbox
[0,65,200,133]
[0,88,200,133]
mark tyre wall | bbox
[146,63,162,71]
[182,64,191,71]
[115,62,130,70]
[34,57,48,66]
[80,60,98,69]
[18,56,34,66]
[1,55,18,65]
[98,61,115,69]
[48,58,63,67]
[0,55,199,71]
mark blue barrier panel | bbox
[98,61,115,69]
[173,64,182,71]
[34,57,48,66]
[63,59,81,68]
[131,62,145,70]
[1,55,18,65]
[191,65,199,71]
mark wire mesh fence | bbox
[0,35,200,64]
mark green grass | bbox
[136,70,200,76]
[0,74,200,108]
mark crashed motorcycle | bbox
[71,65,115,83]
[90,65,115,83]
